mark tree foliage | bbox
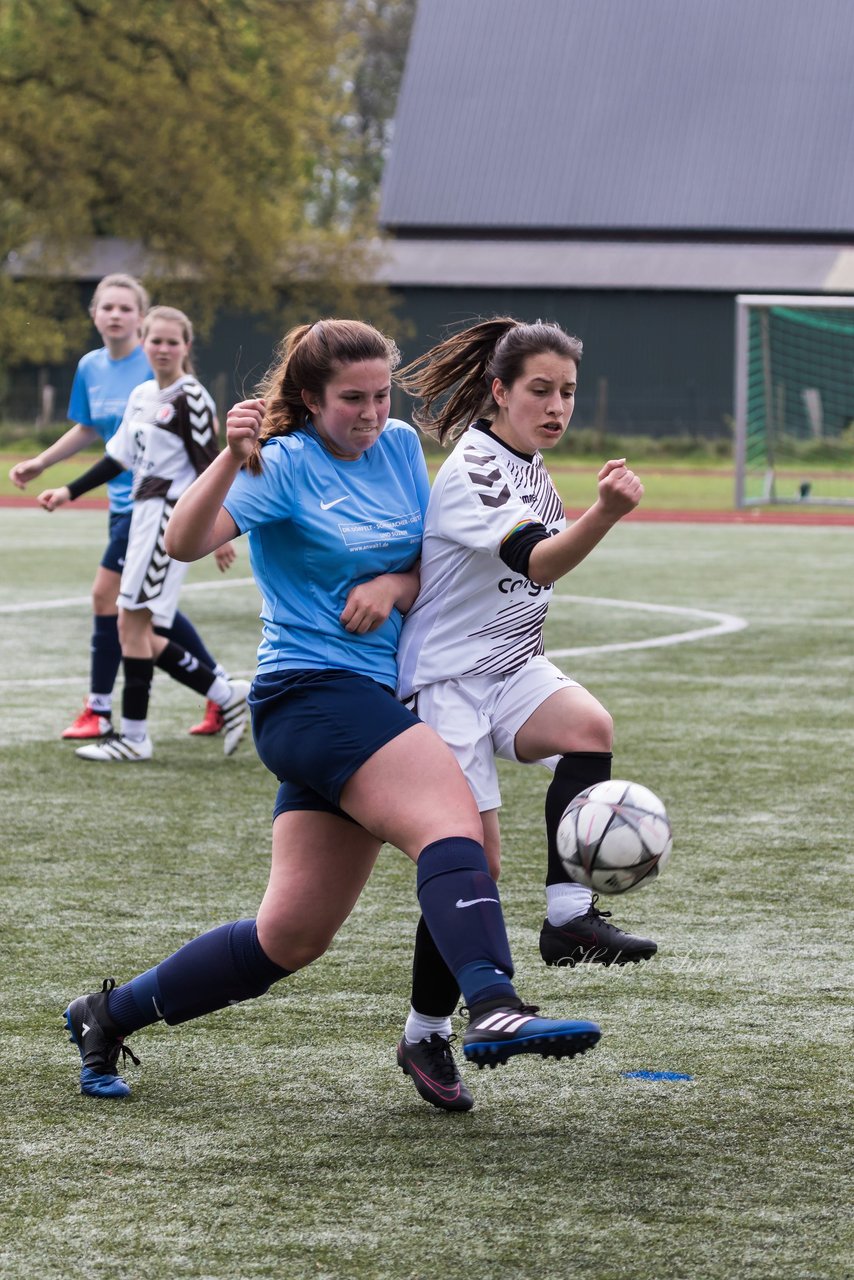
[0,0,414,366]
[349,0,417,213]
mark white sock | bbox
[547,881,593,926]
[213,662,230,681]
[207,675,231,706]
[404,1007,453,1044]
[120,717,148,742]
[88,694,112,714]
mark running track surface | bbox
[2,494,852,526]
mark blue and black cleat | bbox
[64,977,139,1099]
[462,999,601,1069]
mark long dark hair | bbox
[398,317,583,444]
[246,319,400,474]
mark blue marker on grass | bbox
[621,1070,693,1082]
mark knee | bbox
[116,612,134,649]
[92,586,117,615]
[588,705,614,752]
[481,821,501,880]
[257,921,331,972]
[284,937,331,970]
[118,610,150,650]
[569,694,614,753]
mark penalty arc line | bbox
[545,594,748,658]
[0,585,748,686]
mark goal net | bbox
[734,295,854,507]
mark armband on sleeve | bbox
[66,455,125,501]
[499,520,551,576]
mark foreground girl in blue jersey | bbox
[62,318,601,1103]
[9,274,233,740]
[392,318,656,1111]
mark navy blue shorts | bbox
[249,668,420,821]
[101,509,132,574]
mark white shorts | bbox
[118,497,189,629]
[411,656,580,812]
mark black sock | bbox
[160,610,217,670]
[410,915,460,1018]
[545,752,612,884]
[121,656,154,723]
[155,641,217,697]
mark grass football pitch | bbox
[1,506,852,1280]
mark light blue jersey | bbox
[67,346,153,513]
[223,420,430,686]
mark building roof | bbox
[380,0,854,237]
[372,238,854,292]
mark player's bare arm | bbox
[340,565,422,635]
[527,458,643,586]
[165,399,263,562]
[9,423,99,489]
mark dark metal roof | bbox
[380,0,854,235]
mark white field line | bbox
[0,578,259,687]
[0,582,748,686]
[0,576,257,614]
[546,594,748,658]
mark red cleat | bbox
[62,706,113,740]
[188,700,224,736]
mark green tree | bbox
[0,0,401,367]
[308,0,417,226]
[349,0,417,215]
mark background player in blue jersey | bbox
[8,274,232,740]
[61,317,601,1103]
[392,317,657,1111]
[38,306,250,762]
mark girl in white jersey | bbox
[38,307,250,762]
[393,317,657,1112]
[60,318,602,1106]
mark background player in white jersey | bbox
[37,306,249,762]
[60,318,601,1103]
[393,317,656,1111]
[8,274,234,740]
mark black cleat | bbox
[539,898,658,968]
[63,977,140,1099]
[462,1000,600,1070]
[397,1033,474,1112]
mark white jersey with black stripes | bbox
[397,422,565,699]
[107,374,217,503]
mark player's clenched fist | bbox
[36,485,71,512]
[596,457,643,517]
[225,399,265,461]
[9,458,44,489]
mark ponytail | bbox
[398,317,583,444]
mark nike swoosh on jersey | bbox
[320,496,347,510]
[455,896,500,908]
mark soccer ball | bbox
[556,779,672,895]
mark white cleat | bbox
[221,680,251,757]
[75,733,153,763]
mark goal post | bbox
[734,295,854,507]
